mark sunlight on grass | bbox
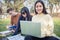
[0,16,11,32]
[53,17,60,37]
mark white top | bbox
[32,14,54,38]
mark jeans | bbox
[24,36,59,40]
[9,26,16,30]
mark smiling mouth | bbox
[38,9,42,10]
[38,10,42,11]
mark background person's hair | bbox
[34,0,48,14]
[20,7,31,21]
[20,7,30,15]
[7,8,14,13]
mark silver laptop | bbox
[20,21,41,38]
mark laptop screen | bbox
[20,21,41,38]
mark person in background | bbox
[7,8,20,35]
[17,7,32,34]
[24,0,59,40]
[20,7,32,21]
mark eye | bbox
[39,5,42,7]
[36,5,38,8]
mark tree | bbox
[48,0,60,16]
[3,0,24,12]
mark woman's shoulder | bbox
[45,14,52,18]
[44,14,53,20]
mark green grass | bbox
[0,19,10,32]
[53,17,60,37]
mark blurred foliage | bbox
[49,0,60,4]
[3,0,24,12]
[47,0,60,15]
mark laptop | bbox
[20,21,41,38]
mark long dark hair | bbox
[20,7,32,21]
[17,7,32,33]
[34,0,48,14]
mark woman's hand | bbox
[11,30,15,33]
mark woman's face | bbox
[35,2,43,14]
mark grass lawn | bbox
[0,17,60,37]
[53,17,60,37]
[0,18,10,32]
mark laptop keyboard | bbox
[7,34,25,40]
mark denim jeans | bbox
[24,36,59,40]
